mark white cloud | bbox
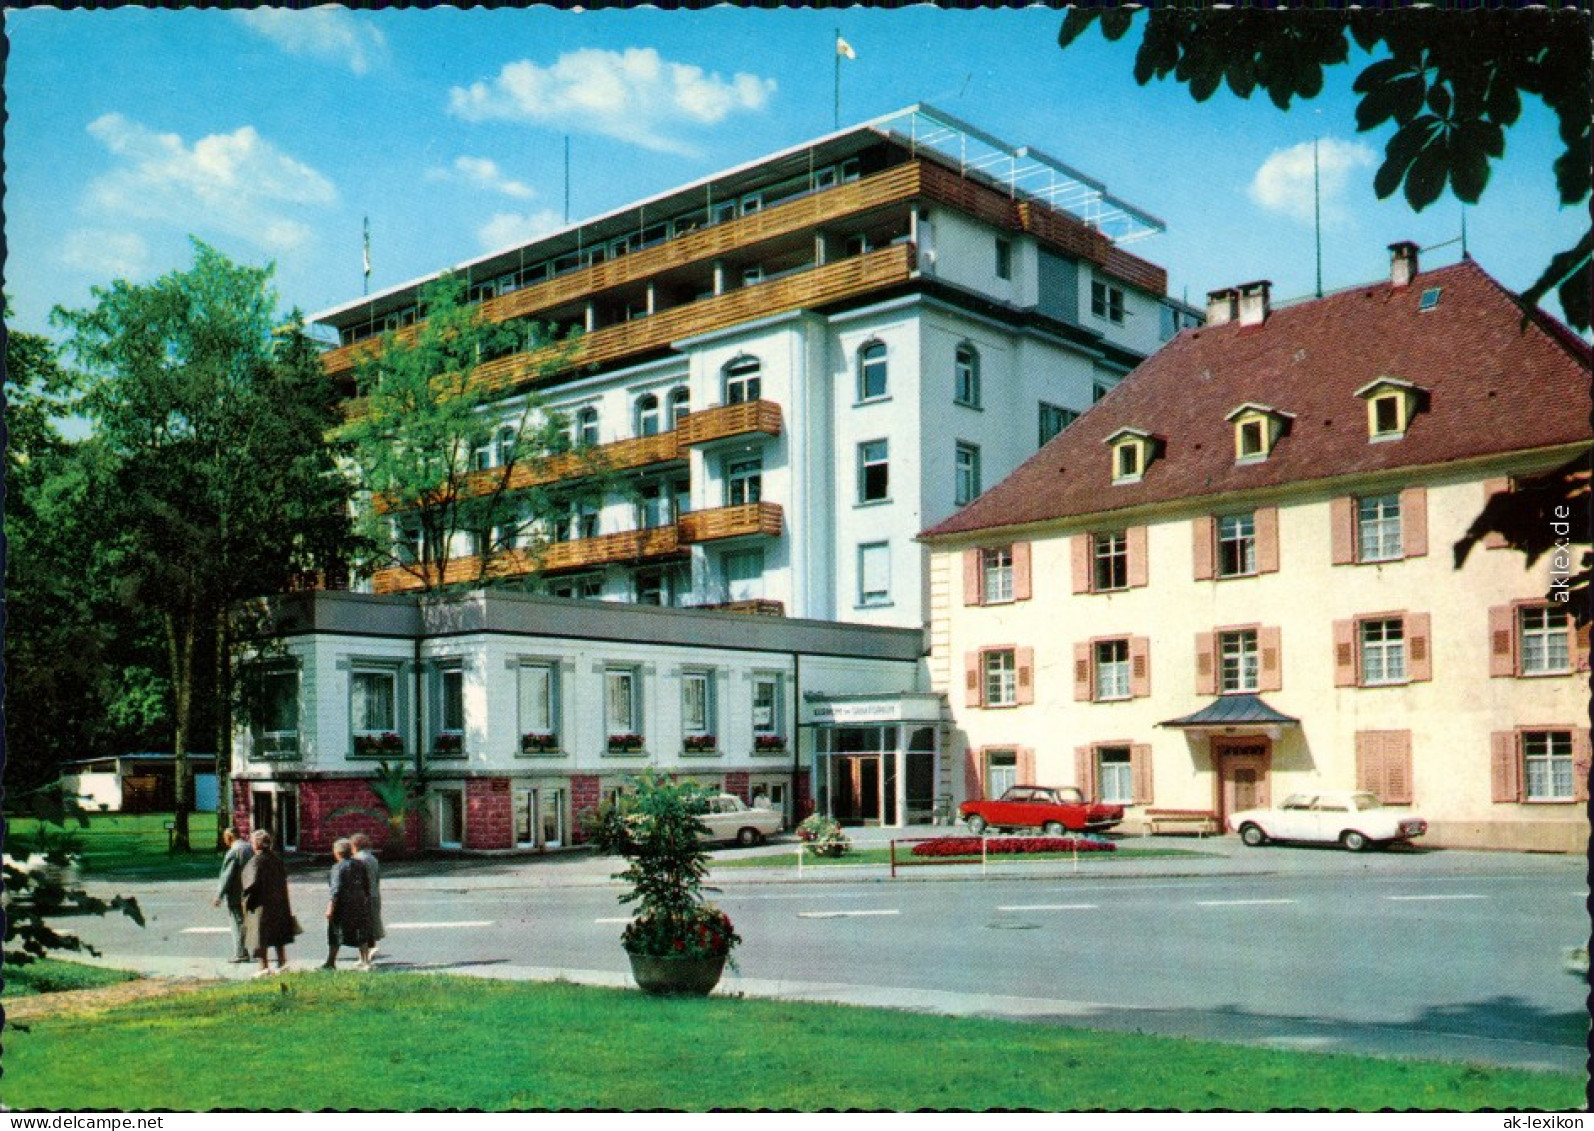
[234,7,387,75]
[428,156,537,200]
[63,229,149,278]
[478,210,564,252]
[1249,139,1377,225]
[82,113,336,252]
[449,48,776,156]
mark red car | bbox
[960,785,1124,835]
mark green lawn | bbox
[2,958,140,998]
[0,974,1577,1110]
[5,812,225,880]
[712,843,1212,869]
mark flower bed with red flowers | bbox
[909,836,1116,857]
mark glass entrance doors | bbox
[816,724,939,826]
[514,787,566,850]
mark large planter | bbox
[626,951,727,997]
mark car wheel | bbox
[965,814,988,835]
[1239,823,1268,847]
[736,827,763,847]
[1341,830,1370,852]
[1042,821,1066,836]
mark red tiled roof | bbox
[923,258,1592,540]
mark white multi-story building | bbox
[312,105,1197,629]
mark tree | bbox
[1059,8,1591,330]
[340,273,600,593]
[52,242,353,851]
[327,760,429,858]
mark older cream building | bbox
[922,245,1590,852]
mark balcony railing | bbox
[678,400,783,448]
[678,502,783,544]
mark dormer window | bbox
[1104,427,1156,485]
[1225,403,1293,464]
[1354,378,1426,442]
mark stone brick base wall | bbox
[570,773,603,844]
[723,770,751,802]
[465,777,513,850]
[234,778,420,856]
[795,769,813,819]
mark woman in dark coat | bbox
[241,829,297,976]
[323,837,374,971]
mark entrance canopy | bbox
[1158,694,1300,734]
[804,692,945,726]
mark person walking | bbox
[322,837,374,971]
[241,829,298,977]
[212,827,254,963]
[350,832,386,960]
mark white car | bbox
[1229,791,1428,852]
[697,795,783,847]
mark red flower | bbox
[673,939,685,952]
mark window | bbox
[983,649,1017,707]
[350,667,398,757]
[857,341,888,401]
[634,567,670,606]
[255,667,299,756]
[518,662,559,749]
[723,356,761,405]
[635,394,661,437]
[723,549,764,601]
[858,440,889,503]
[954,443,981,506]
[1038,402,1078,447]
[1237,419,1265,460]
[605,667,639,738]
[1418,287,1443,311]
[1524,731,1574,801]
[1094,640,1131,701]
[1219,630,1259,693]
[1520,607,1572,675]
[954,344,981,407]
[1360,619,1406,685]
[681,670,714,737]
[1093,532,1128,591]
[548,574,602,600]
[994,238,1012,281]
[576,407,600,447]
[726,457,762,506]
[1091,280,1125,324]
[752,674,783,735]
[1096,747,1133,805]
[668,386,691,428]
[1114,442,1141,480]
[433,663,464,755]
[1094,381,1112,404]
[636,482,670,529]
[982,547,1013,604]
[1357,494,1402,562]
[986,749,1018,797]
[1217,514,1257,578]
[1373,396,1401,437]
[858,542,891,607]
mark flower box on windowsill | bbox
[431,733,465,759]
[519,732,562,757]
[606,734,645,756]
[752,735,787,756]
[253,734,301,760]
[352,732,405,760]
[682,734,720,757]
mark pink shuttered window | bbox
[1129,743,1154,806]
[1574,731,1592,804]
[1127,525,1149,588]
[1194,633,1217,696]
[1074,745,1096,799]
[1129,637,1151,698]
[962,548,982,606]
[1192,515,1216,581]
[1071,534,1091,594]
[963,651,983,708]
[1356,730,1414,805]
[964,745,984,802]
[1012,542,1032,601]
[1487,605,1516,677]
[1399,487,1428,558]
[1330,497,1356,565]
[1016,747,1036,786]
[1258,626,1283,693]
[1332,620,1357,687]
[1073,642,1093,702]
[1490,731,1520,803]
[1255,506,1280,573]
[1406,613,1433,682]
[1015,647,1035,706]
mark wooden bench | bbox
[1140,809,1221,837]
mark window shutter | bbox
[1483,479,1510,549]
[1259,626,1283,692]
[1354,733,1376,794]
[1130,743,1154,806]
[1333,620,1357,687]
[1330,496,1355,565]
[1577,621,1591,673]
[964,652,983,708]
[1488,606,1517,677]
[1573,730,1591,804]
[1017,746,1036,786]
[1406,612,1432,682]
[1255,506,1280,574]
[1490,732,1520,803]
[1075,745,1096,799]
[1400,487,1428,558]
[1192,515,1215,581]
[1127,525,1149,588]
[1012,541,1033,601]
[963,548,983,606]
[1194,633,1217,696]
[1384,731,1413,805]
[964,746,984,802]
[1073,642,1093,702]
[1071,534,1091,594]
[1016,647,1035,706]
[1130,637,1151,698]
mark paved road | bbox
[63,835,1591,1073]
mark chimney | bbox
[1389,241,1419,288]
[1206,286,1239,326]
[1237,280,1271,327]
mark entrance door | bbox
[1214,740,1271,823]
[539,789,565,849]
[834,756,882,823]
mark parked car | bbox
[959,785,1125,835]
[1229,791,1428,852]
[698,794,783,847]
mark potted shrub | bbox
[612,770,740,996]
[433,732,463,756]
[353,732,405,758]
[521,731,559,754]
[796,813,851,858]
[753,734,787,753]
[607,733,644,754]
[683,733,717,754]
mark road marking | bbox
[1386,894,1486,902]
[594,917,632,924]
[1195,899,1297,907]
[797,909,899,919]
[180,928,231,935]
[997,904,1099,912]
[387,920,494,929]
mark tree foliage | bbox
[1059,8,1591,330]
[340,273,599,592]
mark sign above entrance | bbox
[807,695,944,725]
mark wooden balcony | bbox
[696,598,785,617]
[678,399,783,448]
[678,502,783,544]
[368,525,685,594]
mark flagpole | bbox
[834,27,841,130]
[363,215,371,296]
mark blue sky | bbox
[6,6,1585,339]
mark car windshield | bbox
[1350,793,1384,811]
[1281,795,1315,811]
